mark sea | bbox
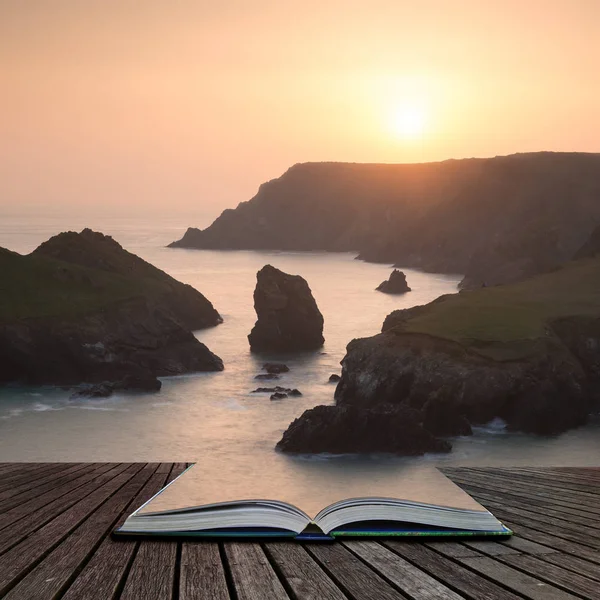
[1,212,599,490]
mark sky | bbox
[0,0,598,220]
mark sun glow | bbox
[391,106,426,139]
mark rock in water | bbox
[270,392,288,401]
[276,404,451,455]
[328,374,341,383]
[263,363,290,374]
[248,265,324,352]
[376,270,411,294]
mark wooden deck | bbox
[0,465,598,600]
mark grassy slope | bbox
[0,248,162,321]
[400,257,600,359]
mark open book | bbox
[115,465,511,540]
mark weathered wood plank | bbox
[344,540,465,599]
[180,543,230,600]
[541,552,600,584]
[61,467,178,600]
[499,554,600,599]
[0,463,116,526]
[120,541,178,600]
[0,463,145,596]
[0,462,75,492]
[306,542,406,600]
[458,555,581,600]
[0,463,131,555]
[119,463,189,600]
[0,462,93,506]
[385,541,523,600]
[264,542,347,600]
[225,543,290,600]
[2,463,159,600]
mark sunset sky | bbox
[1,0,598,219]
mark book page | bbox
[137,463,486,520]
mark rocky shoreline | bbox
[0,229,224,394]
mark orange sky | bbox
[1,0,598,219]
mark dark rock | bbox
[376,270,411,294]
[248,265,324,352]
[270,392,288,401]
[252,386,302,396]
[117,373,162,392]
[0,238,224,389]
[263,363,290,374]
[382,296,453,332]
[34,229,222,329]
[335,330,591,436]
[422,391,472,437]
[328,374,341,383]
[276,404,451,455]
[70,383,114,399]
[254,373,280,380]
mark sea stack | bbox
[376,270,411,294]
[248,265,324,352]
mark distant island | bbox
[0,229,223,393]
[169,152,600,289]
[278,227,600,454]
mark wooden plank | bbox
[61,466,177,600]
[180,543,231,600]
[446,472,600,517]
[225,543,290,600]
[541,552,600,584]
[344,540,464,599]
[0,463,76,492]
[459,556,581,600]
[500,536,559,555]
[447,477,600,520]
[499,554,600,598]
[500,519,600,567]
[0,463,93,506]
[385,541,523,600]
[119,464,189,599]
[0,463,114,524]
[264,542,347,600]
[461,541,520,556]
[306,542,406,600]
[120,541,177,600]
[0,463,131,555]
[1,463,159,600]
[0,463,145,596]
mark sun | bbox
[391,106,426,139]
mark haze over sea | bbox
[1,212,599,491]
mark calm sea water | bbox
[1,214,599,489]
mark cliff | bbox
[169,152,600,288]
[0,232,224,388]
[337,256,600,435]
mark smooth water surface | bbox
[1,214,599,492]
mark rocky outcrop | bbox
[334,330,591,436]
[0,235,224,390]
[276,404,451,455]
[252,386,302,396]
[248,265,324,352]
[376,270,411,294]
[70,373,163,399]
[0,296,224,388]
[262,363,289,374]
[169,152,600,288]
[328,374,341,383]
[35,229,222,329]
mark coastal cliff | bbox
[0,231,223,389]
[169,152,600,288]
[278,254,600,454]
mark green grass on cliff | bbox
[400,257,600,359]
[0,248,155,321]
